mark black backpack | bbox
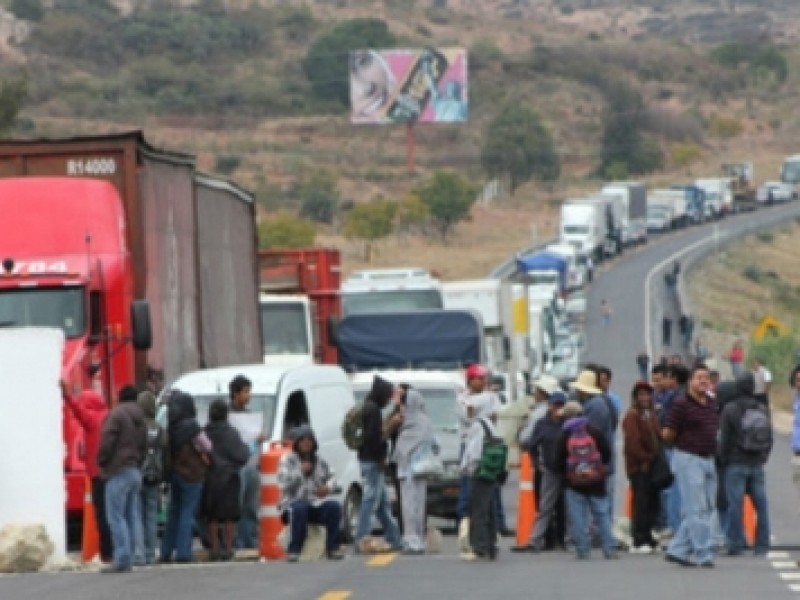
[738,402,772,454]
[141,424,164,485]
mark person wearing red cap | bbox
[456,364,512,536]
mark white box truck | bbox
[602,181,648,246]
[560,198,608,263]
[695,178,733,217]
[648,189,689,229]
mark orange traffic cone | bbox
[81,476,100,562]
[625,486,634,519]
[743,496,756,546]
[259,442,291,560]
[514,453,537,548]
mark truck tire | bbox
[342,486,362,543]
[131,300,152,350]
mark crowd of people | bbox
[64,350,782,572]
[63,372,273,573]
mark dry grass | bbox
[687,222,800,411]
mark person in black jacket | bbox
[718,373,772,556]
[354,375,402,551]
[203,400,250,561]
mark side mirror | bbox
[131,300,152,350]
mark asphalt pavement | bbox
[5,202,800,599]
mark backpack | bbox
[141,424,164,486]
[476,419,508,484]
[738,402,772,453]
[342,405,364,451]
[565,425,607,487]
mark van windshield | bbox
[353,386,459,433]
[342,289,443,316]
[260,302,311,356]
[190,393,277,435]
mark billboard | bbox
[350,48,468,125]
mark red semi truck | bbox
[0,132,262,534]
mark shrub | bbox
[708,115,743,139]
[215,154,241,175]
[258,213,316,249]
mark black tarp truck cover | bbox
[336,310,482,371]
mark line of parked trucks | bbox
[5,130,800,541]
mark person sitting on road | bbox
[278,425,345,562]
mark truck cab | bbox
[341,268,443,316]
[0,178,151,529]
[780,154,800,200]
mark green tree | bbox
[302,18,396,106]
[258,213,316,249]
[394,193,429,235]
[600,83,663,175]
[343,200,397,261]
[481,104,560,194]
[10,0,44,21]
[296,171,340,224]
[670,142,702,170]
[416,171,476,242]
[0,73,28,135]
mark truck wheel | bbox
[342,486,361,543]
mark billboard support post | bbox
[406,122,416,173]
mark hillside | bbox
[3,0,800,276]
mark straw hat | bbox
[532,374,560,396]
[569,369,602,395]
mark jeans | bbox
[160,472,203,562]
[667,450,716,563]
[236,462,260,549]
[725,463,770,554]
[105,467,143,569]
[136,484,160,565]
[355,461,401,548]
[91,477,113,561]
[659,448,682,531]
[286,499,342,554]
[565,488,616,558]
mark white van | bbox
[164,363,362,541]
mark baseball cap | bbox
[532,374,559,396]
[466,364,489,380]
[548,390,568,405]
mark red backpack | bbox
[565,425,607,487]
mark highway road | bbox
[4,202,800,600]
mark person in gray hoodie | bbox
[718,372,772,556]
[278,425,345,562]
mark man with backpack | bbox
[135,390,167,566]
[553,401,616,560]
[460,400,506,561]
[353,375,402,552]
[718,372,772,556]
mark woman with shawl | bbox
[391,387,438,555]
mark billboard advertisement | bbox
[350,48,468,125]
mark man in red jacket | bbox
[63,385,111,562]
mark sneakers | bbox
[604,552,620,560]
[665,553,694,568]
[286,553,300,563]
[460,551,490,561]
[629,545,655,555]
[697,560,715,568]
[327,549,346,561]
[511,543,542,554]
[400,548,425,556]
[100,564,132,574]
